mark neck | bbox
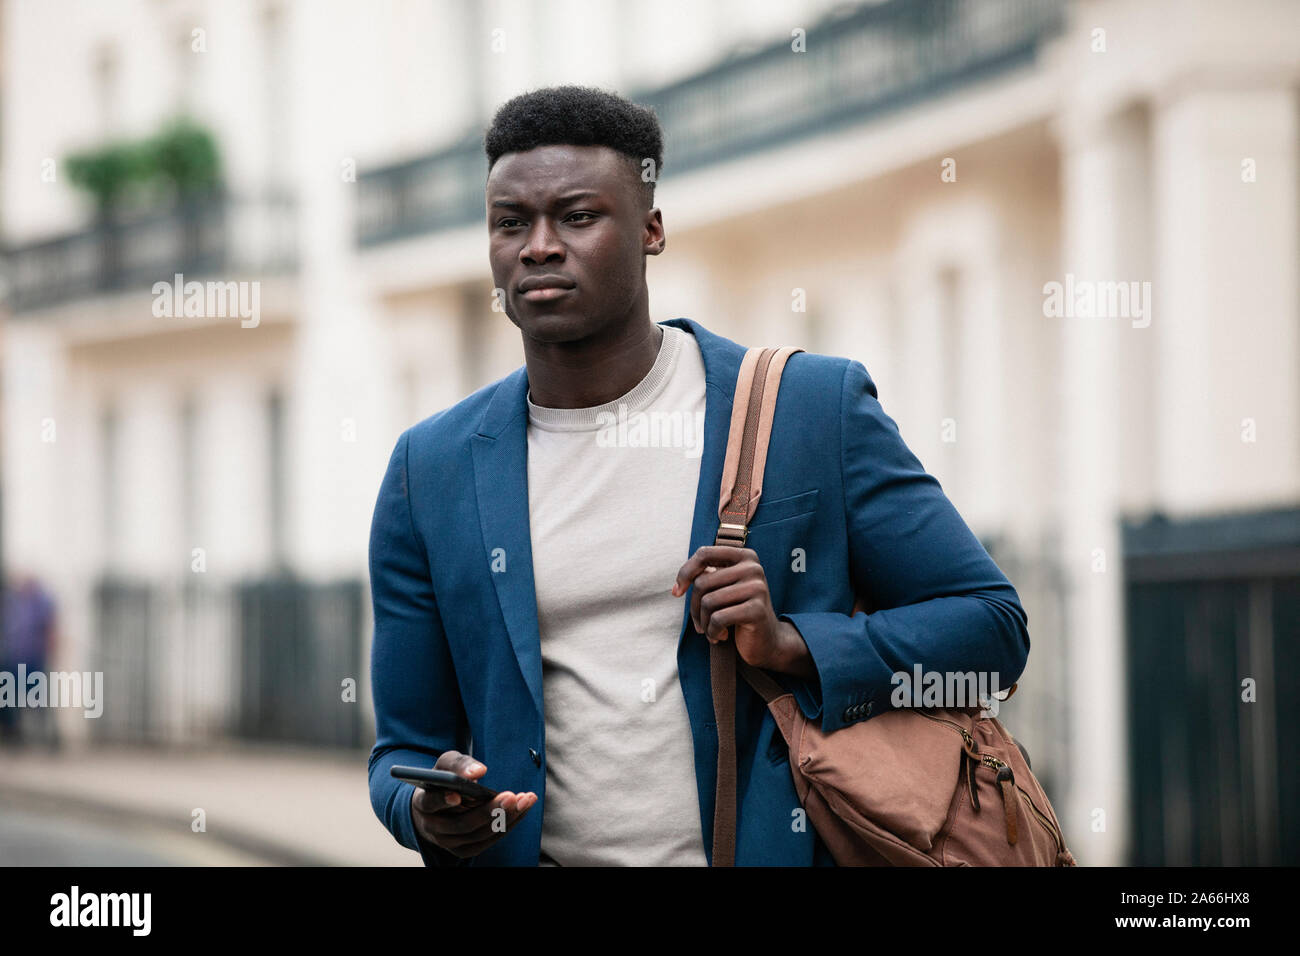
[523,319,664,409]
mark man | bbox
[367,85,1030,866]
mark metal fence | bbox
[1124,508,1300,865]
[234,575,366,748]
[3,189,297,313]
[92,573,365,749]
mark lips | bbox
[518,274,576,293]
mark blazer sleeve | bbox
[366,428,472,867]
[775,358,1030,733]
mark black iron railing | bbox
[1124,507,1300,865]
[3,190,297,313]
[91,573,365,749]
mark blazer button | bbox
[863,701,873,717]
[529,748,541,767]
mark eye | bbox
[567,212,596,222]
[496,217,523,229]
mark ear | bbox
[644,207,666,255]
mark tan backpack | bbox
[709,346,1077,867]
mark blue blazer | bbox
[367,316,1030,866]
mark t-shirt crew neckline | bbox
[526,325,681,432]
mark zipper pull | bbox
[964,749,980,812]
[997,766,1018,845]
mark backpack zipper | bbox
[916,709,976,748]
[918,710,1067,856]
[917,711,1018,845]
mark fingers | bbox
[426,749,486,809]
[672,545,753,598]
[700,596,766,643]
[409,751,537,858]
[417,790,538,858]
[412,784,459,814]
[434,749,486,779]
[684,553,768,639]
[689,564,751,634]
[432,791,532,836]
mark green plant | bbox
[63,140,151,217]
[62,115,223,217]
[149,115,222,197]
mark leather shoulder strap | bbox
[709,347,1024,866]
[710,344,802,866]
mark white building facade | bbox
[3,0,1297,865]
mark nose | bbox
[520,217,564,265]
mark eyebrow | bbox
[490,189,603,210]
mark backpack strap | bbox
[710,345,803,866]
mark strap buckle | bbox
[715,522,749,546]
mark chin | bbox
[517,310,597,343]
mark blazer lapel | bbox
[663,318,745,649]
[659,319,745,860]
[470,364,546,720]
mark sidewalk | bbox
[0,742,421,866]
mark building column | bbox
[1151,82,1300,511]
[1054,103,1151,866]
[956,211,1006,532]
[286,0,388,582]
[893,258,947,475]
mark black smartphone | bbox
[390,765,499,805]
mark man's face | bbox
[486,144,663,344]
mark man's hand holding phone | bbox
[405,750,537,859]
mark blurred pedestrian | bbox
[0,571,60,750]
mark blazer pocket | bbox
[747,489,819,529]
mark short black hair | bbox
[483,84,664,209]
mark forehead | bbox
[486,144,630,203]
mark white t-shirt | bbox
[526,323,709,866]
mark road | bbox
[0,793,272,866]
[0,742,421,866]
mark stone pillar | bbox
[893,258,947,475]
[954,210,1005,531]
[1053,103,1151,866]
[285,0,389,582]
[1151,83,1300,511]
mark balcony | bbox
[355,0,1066,247]
[2,189,297,314]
